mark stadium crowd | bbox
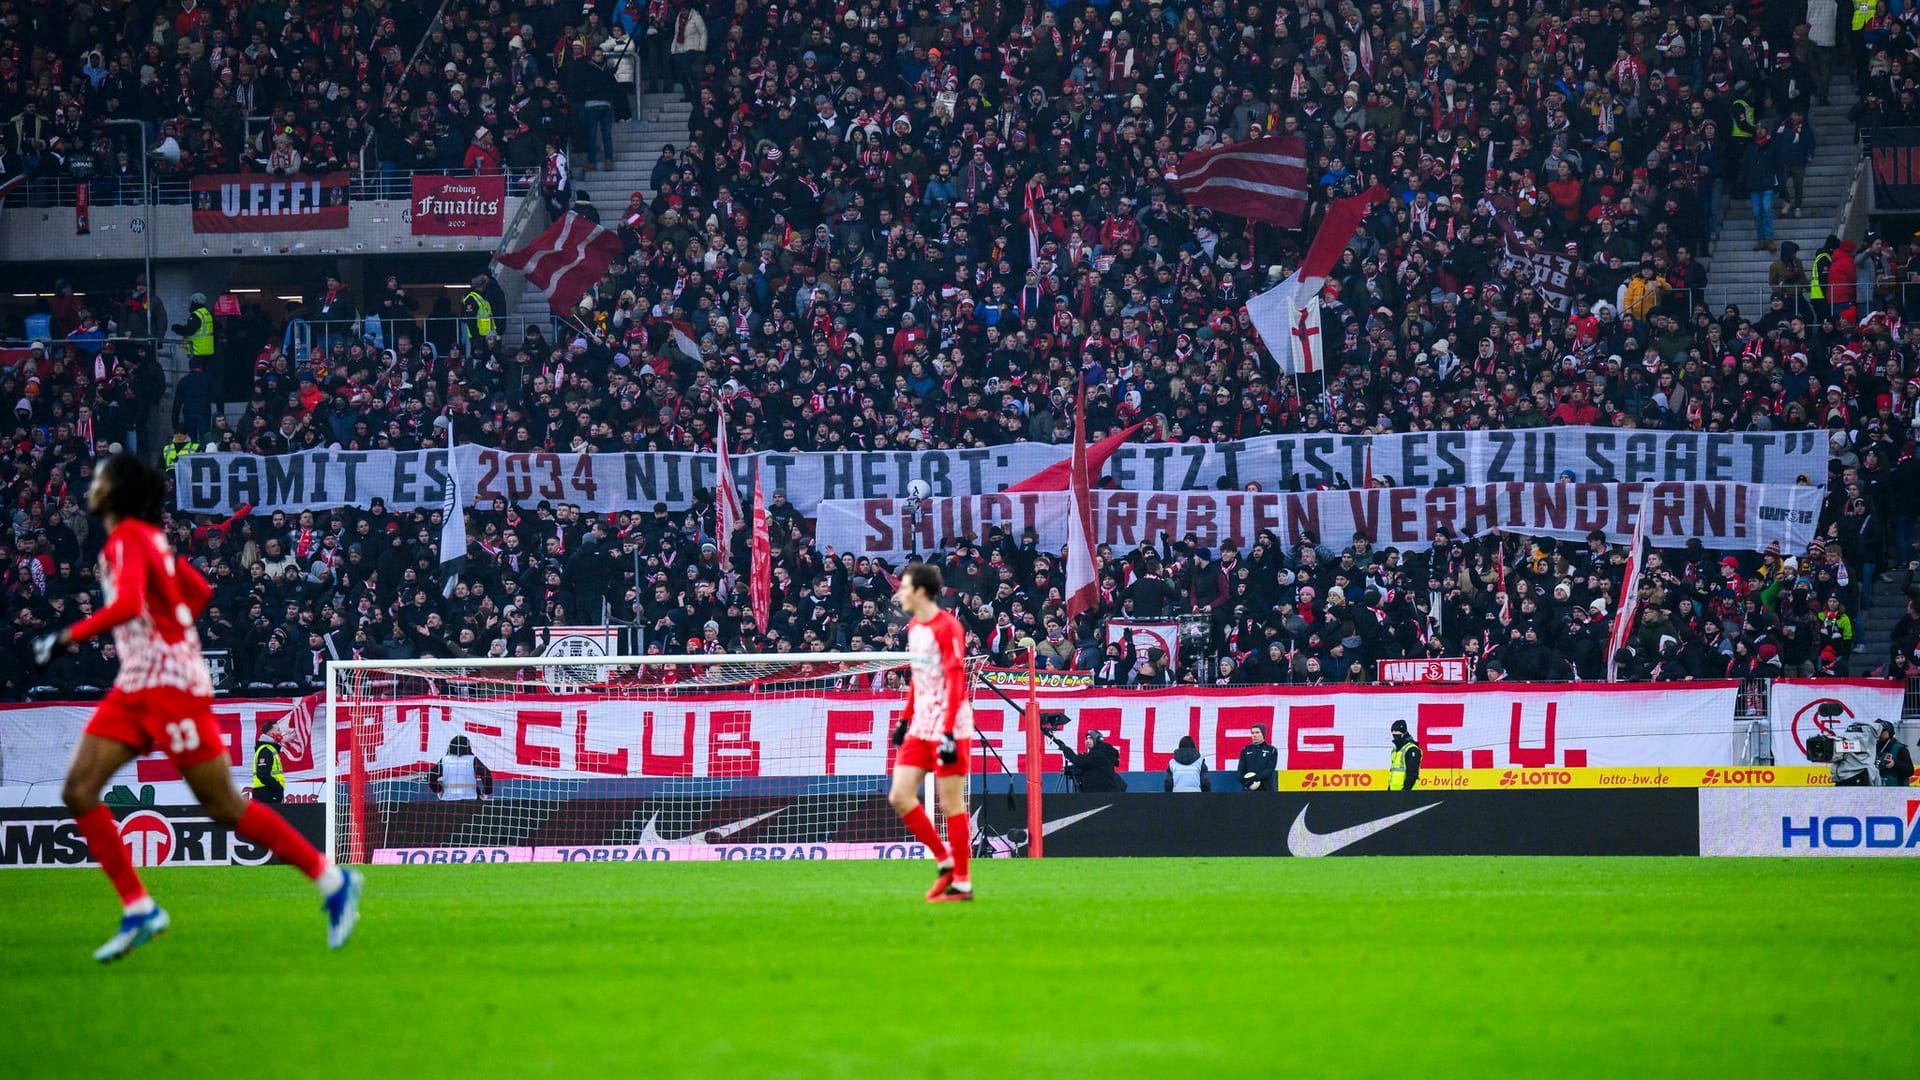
[7,0,1920,697]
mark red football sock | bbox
[899,804,949,863]
[236,801,327,880]
[946,811,971,884]
[75,805,148,905]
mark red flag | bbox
[714,405,742,572]
[750,462,772,636]
[495,211,622,314]
[1170,135,1309,227]
[75,180,90,235]
[1005,421,1143,492]
[1606,490,1651,681]
[1064,387,1099,621]
[1299,185,1388,281]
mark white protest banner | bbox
[172,430,1829,518]
[816,481,1823,561]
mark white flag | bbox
[1246,274,1323,376]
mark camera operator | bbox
[1056,728,1126,793]
[1876,722,1914,787]
[1831,720,1880,786]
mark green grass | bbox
[0,859,1912,1077]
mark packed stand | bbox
[6,0,1920,695]
[0,0,646,202]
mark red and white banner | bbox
[409,174,506,235]
[74,179,89,235]
[1377,658,1471,684]
[0,698,321,807]
[4,682,1904,805]
[1105,621,1181,674]
[1767,679,1906,767]
[817,482,1822,562]
[191,172,350,232]
[327,684,1746,781]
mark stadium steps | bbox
[506,93,695,321]
[1853,571,1915,669]
[1704,80,1864,317]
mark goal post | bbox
[323,651,1029,865]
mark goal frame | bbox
[323,651,935,864]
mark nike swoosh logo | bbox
[1286,802,1441,857]
[1039,805,1112,835]
[636,806,788,844]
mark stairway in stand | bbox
[510,92,694,320]
[1704,78,1862,317]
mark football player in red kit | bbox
[887,562,975,901]
[34,453,363,962]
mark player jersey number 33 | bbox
[905,610,974,742]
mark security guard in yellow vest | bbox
[1728,85,1755,194]
[172,292,215,358]
[1388,719,1423,791]
[1853,0,1875,32]
[250,721,287,803]
[462,275,495,344]
[161,431,200,469]
[1811,240,1835,315]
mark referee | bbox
[1388,720,1422,792]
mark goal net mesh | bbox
[327,653,988,865]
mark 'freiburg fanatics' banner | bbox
[173,429,1829,517]
[409,174,506,235]
[817,482,1821,560]
[190,173,350,232]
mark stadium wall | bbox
[0,682,1903,806]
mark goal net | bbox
[325,652,1006,865]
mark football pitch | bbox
[1,858,1910,1077]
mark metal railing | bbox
[260,312,579,359]
[3,169,537,210]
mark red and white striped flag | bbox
[1606,489,1651,681]
[495,211,622,315]
[749,461,772,636]
[1064,385,1099,620]
[714,405,742,572]
[1170,135,1309,227]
